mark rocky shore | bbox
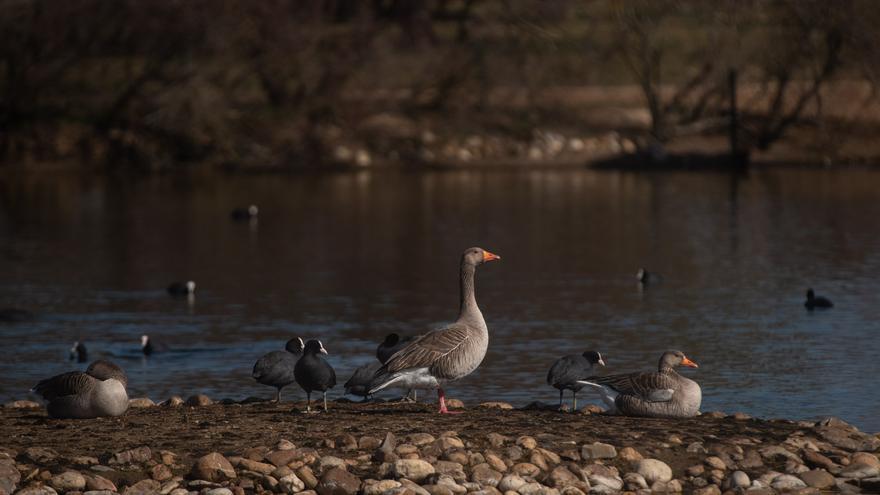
[2,400,879,495]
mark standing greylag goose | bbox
[344,361,381,401]
[31,360,129,419]
[69,341,88,363]
[294,339,336,412]
[369,247,501,414]
[805,288,833,309]
[578,350,701,418]
[377,333,419,401]
[547,350,605,410]
[253,337,304,402]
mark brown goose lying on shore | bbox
[32,360,129,419]
[578,350,701,418]
[369,247,500,414]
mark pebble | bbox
[510,463,540,478]
[580,443,616,460]
[636,459,672,484]
[703,456,726,470]
[185,394,213,406]
[191,453,236,482]
[724,470,750,489]
[547,466,579,488]
[515,437,537,450]
[112,446,152,465]
[393,459,435,482]
[691,486,720,495]
[129,397,155,408]
[471,464,502,487]
[497,475,526,492]
[486,433,507,448]
[587,474,623,492]
[124,479,161,495]
[49,471,86,491]
[799,469,835,489]
[15,486,59,495]
[622,472,648,490]
[617,447,642,463]
[318,456,347,473]
[317,467,360,495]
[279,473,305,493]
[151,464,173,481]
[771,474,808,490]
[484,454,507,472]
[408,433,436,446]
[363,479,401,495]
[478,402,514,410]
[434,461,466,482]
[205,489,232,495]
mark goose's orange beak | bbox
[681,356,699,368]
[482,250,501,262]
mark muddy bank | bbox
[2,400,879,494]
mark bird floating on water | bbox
[804,288,833,309]
[69,341,88,363]
[231,205,259,221]
[167,281,196,296]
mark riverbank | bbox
[2,400,879,495]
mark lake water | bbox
[1,167,878,431]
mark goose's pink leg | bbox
[438,388,462,414]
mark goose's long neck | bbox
[458,262,483,326]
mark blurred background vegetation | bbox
[2,0,879,171]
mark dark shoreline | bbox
[2,400,879,494]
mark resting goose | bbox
[805,288,833,309]
[578,350,701,418]
[253,337,305,402]
[294,339,336,412]
[369,247,500,414]
[31,360,129,419]
[547,350,605,410]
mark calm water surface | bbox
[1,168,878,431]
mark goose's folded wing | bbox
[380,324,471,374]
[587,372,677,402]
[32,372,94,400]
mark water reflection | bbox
[0,168,879,431]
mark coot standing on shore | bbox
[253,337,305,402]
[294,340,336,413]
[547,350,605,410]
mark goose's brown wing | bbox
[32,371,94,400]
[381,323,471,376]
[589,371,677,401]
